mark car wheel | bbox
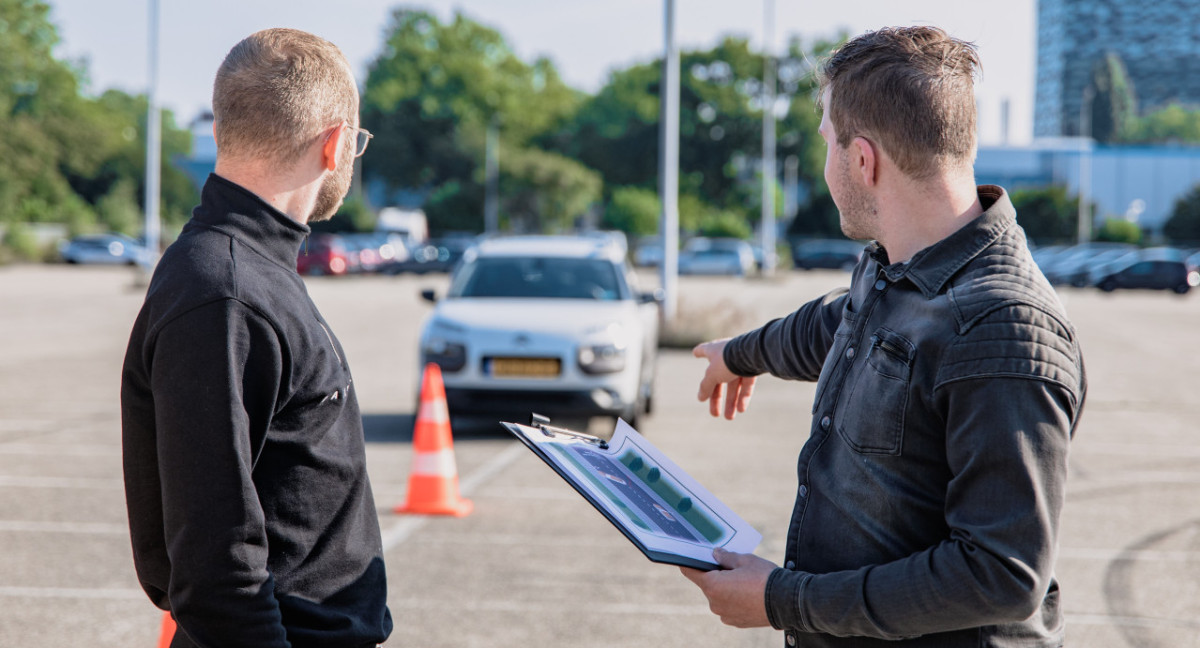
[1099,279,1116,292]
[1173,283,1190,295]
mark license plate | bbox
[490,357,561,378]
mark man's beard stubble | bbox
[309,144,355,223]
[836,153,880,242]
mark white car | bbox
[418,235,661,425]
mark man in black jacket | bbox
[683,27,1086,647]
[121,29,390,648]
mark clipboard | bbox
[501,414,762,571]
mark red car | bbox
[297,234,349,276]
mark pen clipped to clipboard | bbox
[503,413,761,571]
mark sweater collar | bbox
[872,185,1016,299]
[191,173,311,269]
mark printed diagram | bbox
[553,443,729,546]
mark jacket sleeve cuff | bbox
[765,567,812,632]
[722,332,760,377]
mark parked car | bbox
[791,239,865,272]
[1040,243,1135,286]
[417,235,660,424]
[632,236,664,267]
[678,237,755,276]
[1093,248,1199,294]
[58,233,150,266]
[296,233,349,276]
[386,236,472,274]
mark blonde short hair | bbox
[212,28,358,163]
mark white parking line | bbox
[0,475,123,489]
[1059,547,1200,562]
[1068,613,1200,629]
[0,586,145,600]
[0,443,120,456]
[380,443,525,552]
[388,597,710,617]
[0,520,127,535]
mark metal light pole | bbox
[760,0,777,276]
[1077,86,1094,245]
[658,0,680,322]
[143,0,162,269]
[485,116,500,234]
[143,0,162,261]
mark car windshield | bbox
[450,256,625,300]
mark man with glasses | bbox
[121,29,391,648]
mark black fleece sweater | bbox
[121,174,392,648]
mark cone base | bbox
[394,498,474,517]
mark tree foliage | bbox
[1164,183,1200,244]
[603,186,660,236]
[362,9,594,232]
[0,0,196,241]
[541,34,840,239]
[1088,52,1137,143]
[1122,103,1200,144]
[1010,186,1080,244]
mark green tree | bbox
[1164,183,1200,244]
[1123,104,1200,144]
[95,178,142,236]
[0,0,195,241]
[1010,186,1080,244]
[1088,52,1137,143]
[499,146,602,232]
[603,186,661,236]
[1095,218,1141,244]
[546,34,839,235]
[362,10,592,232]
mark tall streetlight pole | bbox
[658,0,680,322]
[1077,86,1094,245]
[760,0,777,277]
[143,0,162,269]
[485,115,500,234]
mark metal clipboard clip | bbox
[529,413,609,449]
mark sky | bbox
[47,0,1037,145]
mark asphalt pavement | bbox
[0,264,1197,647]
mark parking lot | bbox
[0,264,1197,647]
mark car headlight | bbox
[422,337,467,372]
[578,341,627,374]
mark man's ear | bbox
[851,136,877,187]
[321,124,344,172]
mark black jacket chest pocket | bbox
[837,327,914,455]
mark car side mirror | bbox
[420,289,437,303]
[638,289,665,305]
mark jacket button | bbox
[785,560,796,569]
[874,279,887,290]
[786,633,797,646]
[845,346,855,360]
[820,415,831,430]
[799,484,808,498]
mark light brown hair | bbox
[818,26,980,179]
[212,28,358,163]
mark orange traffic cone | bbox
[395,363,473,516]
[157,611,176,647]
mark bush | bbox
[1010,186,1079,243]
[1164,183,1200,244]
[603,186,659,236]
[0,223,42,263]
[1095,218,1142,244]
